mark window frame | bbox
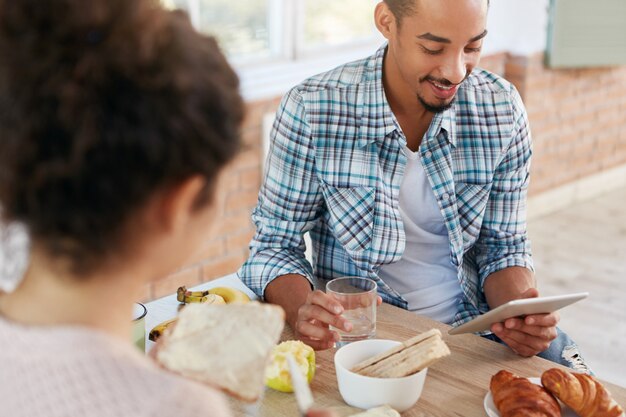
[179,0,384,99]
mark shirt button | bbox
[424,151,432,159]
[442,193,450,201]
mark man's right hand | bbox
[264,274,352,350]
[294,289,353,350]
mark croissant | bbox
[490,370,561,417]
[541,368,624,417]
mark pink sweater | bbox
[0,315,231,417]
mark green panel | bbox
[547,0,626,68]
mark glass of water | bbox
[326,277,377,346]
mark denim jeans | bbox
[482,327,593,374]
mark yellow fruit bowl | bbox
[265,340,315,393]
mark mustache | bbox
[420,73,470,86]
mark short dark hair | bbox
[384,0,489,23]
[384,0,417,22]
[0,0,244,274]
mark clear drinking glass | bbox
[326,277,377,346]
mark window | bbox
[162,0,379,64]
[196,0,273,59]
[301,0,378,52]
[547,0,626,68]
[162,0,273,60]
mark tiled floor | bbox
[528,186,626,388]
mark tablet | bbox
[448,292,588,335]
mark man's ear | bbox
[159,176,207,234]
[375,1,397,40]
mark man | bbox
[239,0,588,370]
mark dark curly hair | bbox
[0,0,243,274]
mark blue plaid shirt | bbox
[239,45,534,327]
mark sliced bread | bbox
[154,302,285,402]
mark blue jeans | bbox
[482,327,593,374]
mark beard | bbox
[417,73,469,113]
[417,94,456,113]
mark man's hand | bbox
[295,289,352,350]
[294,290,384,350]
[490,288,559,357]
[264,274,382,351]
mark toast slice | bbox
[154,302,285,402]
[352,329,450,378]
[351,329,442,373]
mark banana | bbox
[176,286,187,303]
[148,318,178,342]
[182,294,208,303]
[177,285,211,303]
[188,290,209,297]
[177,285,249,304]
[204,294,226,304]
[208,287,250,304]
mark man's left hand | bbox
[490,288,559,357]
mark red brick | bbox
[242,101,267,131]
[225,189,259,213]
[184,238,226,266]
[214,210,255,236]
[201,253,246,281]
[242,98,281,132]
[226,227,255,254]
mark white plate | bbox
[484,377,576,417]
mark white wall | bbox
[483,0,550,56]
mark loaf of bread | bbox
[541,368,624,417]
[490,370,561,417]
[153,302,285,402]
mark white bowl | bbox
[334,339,428,412]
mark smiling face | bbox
[376,0,488,113]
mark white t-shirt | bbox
[378,146,463,324]
[0,314,231,417]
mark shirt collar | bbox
[358,44,400,148]
[430,106,458,147]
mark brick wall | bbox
[145,52,626,301]
[506,53,626,194]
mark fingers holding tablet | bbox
[448,292,588,336]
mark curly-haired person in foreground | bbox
[0,1,334,416]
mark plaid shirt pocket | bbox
[455,181,491,253]
[321,184,376,254]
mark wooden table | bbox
[145,277,626,417]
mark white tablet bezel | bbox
[448,292,589,335]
